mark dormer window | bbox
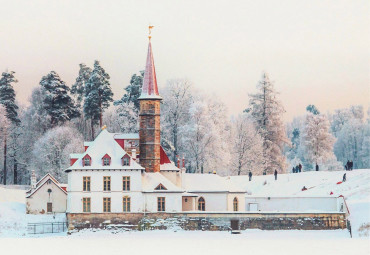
[122,154,130,166]
[155,184,167,190]
[102,154,111,166]
[83,155,91,166]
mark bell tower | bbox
[139,27,162,172]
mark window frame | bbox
[103,197,111,212]
[83,176,91,192]
[103,157,110,166]
[233,197,238,212]
[83,197,91,212]
[83,157,91,166]
[123,196,131,212]
[123,176,130,191]
[198,197,205,211]
[103,176,111,191]
[157,197,165,212]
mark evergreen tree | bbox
[306,105,320,115]
[84,60,113,139]
[40,71,79,127]
[0,71,20,125]
[115,71,144,111]
[246,72,288,174]
[0,71,20,185]
[71,63,92,109]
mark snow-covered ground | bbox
[0,170,369,254]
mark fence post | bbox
[34,224,36,235]
[52,223,54,233]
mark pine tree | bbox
[306,105,320,115]
[246,72,288,174]
[114,71,144,111]
[71,63,92,109]
[40,71,79,127]
[84,60,113,139]
[0,71,20,125]
[0,71,20,185]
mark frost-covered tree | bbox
[246,72,288,174]
[0,105,10,184]
[84,60,113,138]
[302,113,336,169]
[182,94,230,174]
[71,63,92,109]
[0,71,20,184]
[230,114,264,175]
[32,126,84,182]
[161,79,193,161]
[103,102,138,133]
[334,119,365,169]
[330,105,364,136]
[40,71,79,127]
[0,71,20,125]
[115,71,144,111]
[306,105,320,115]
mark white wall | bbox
[245,197,342,212]
[227,193,245,212]
[143,193,182,212]
[194,193,228,211]
[27,180,67,214]
[67,170,144,213]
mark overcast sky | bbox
[1,0,369,121]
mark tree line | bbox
[0,66,369,184]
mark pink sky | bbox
[1,0,369,121]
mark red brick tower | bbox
[138,33,162,173]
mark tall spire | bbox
[139,27,162,100]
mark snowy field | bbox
[0,170,369,255]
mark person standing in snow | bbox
[292,166,295,173]
[316,163,319,171]
[248,171,252,181]
[298,163,302,173]
[274,170,278,180]
[350,160,353,170]
[343,173,346,182]
[346,160,350,170]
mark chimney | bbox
[31,170,36,190]
[177,156,180,168]
[132,149,137,161]
[181,156,186,173]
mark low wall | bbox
[67,212,347,231]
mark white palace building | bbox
[65,34,348,231]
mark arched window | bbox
[233,197,238,212]
[198,197,205,211]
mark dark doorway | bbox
[47,202,52,213]
[231,219,239,230]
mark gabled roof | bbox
[142,172,183,192]
[66,129,144,171]
[26,174,67,198]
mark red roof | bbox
[160,146,171,164]
[139,41,161,99]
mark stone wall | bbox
[67,212,347,231]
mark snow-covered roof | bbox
[113,133,139,139]
[84,141,93,147]
[160,162,180,171]
[26,174,67,198]
[70,153,82,159]
[66,129,144,171]
[182,173,246,193]
[142,172,183,192]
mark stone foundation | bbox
[67,212,347,231]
